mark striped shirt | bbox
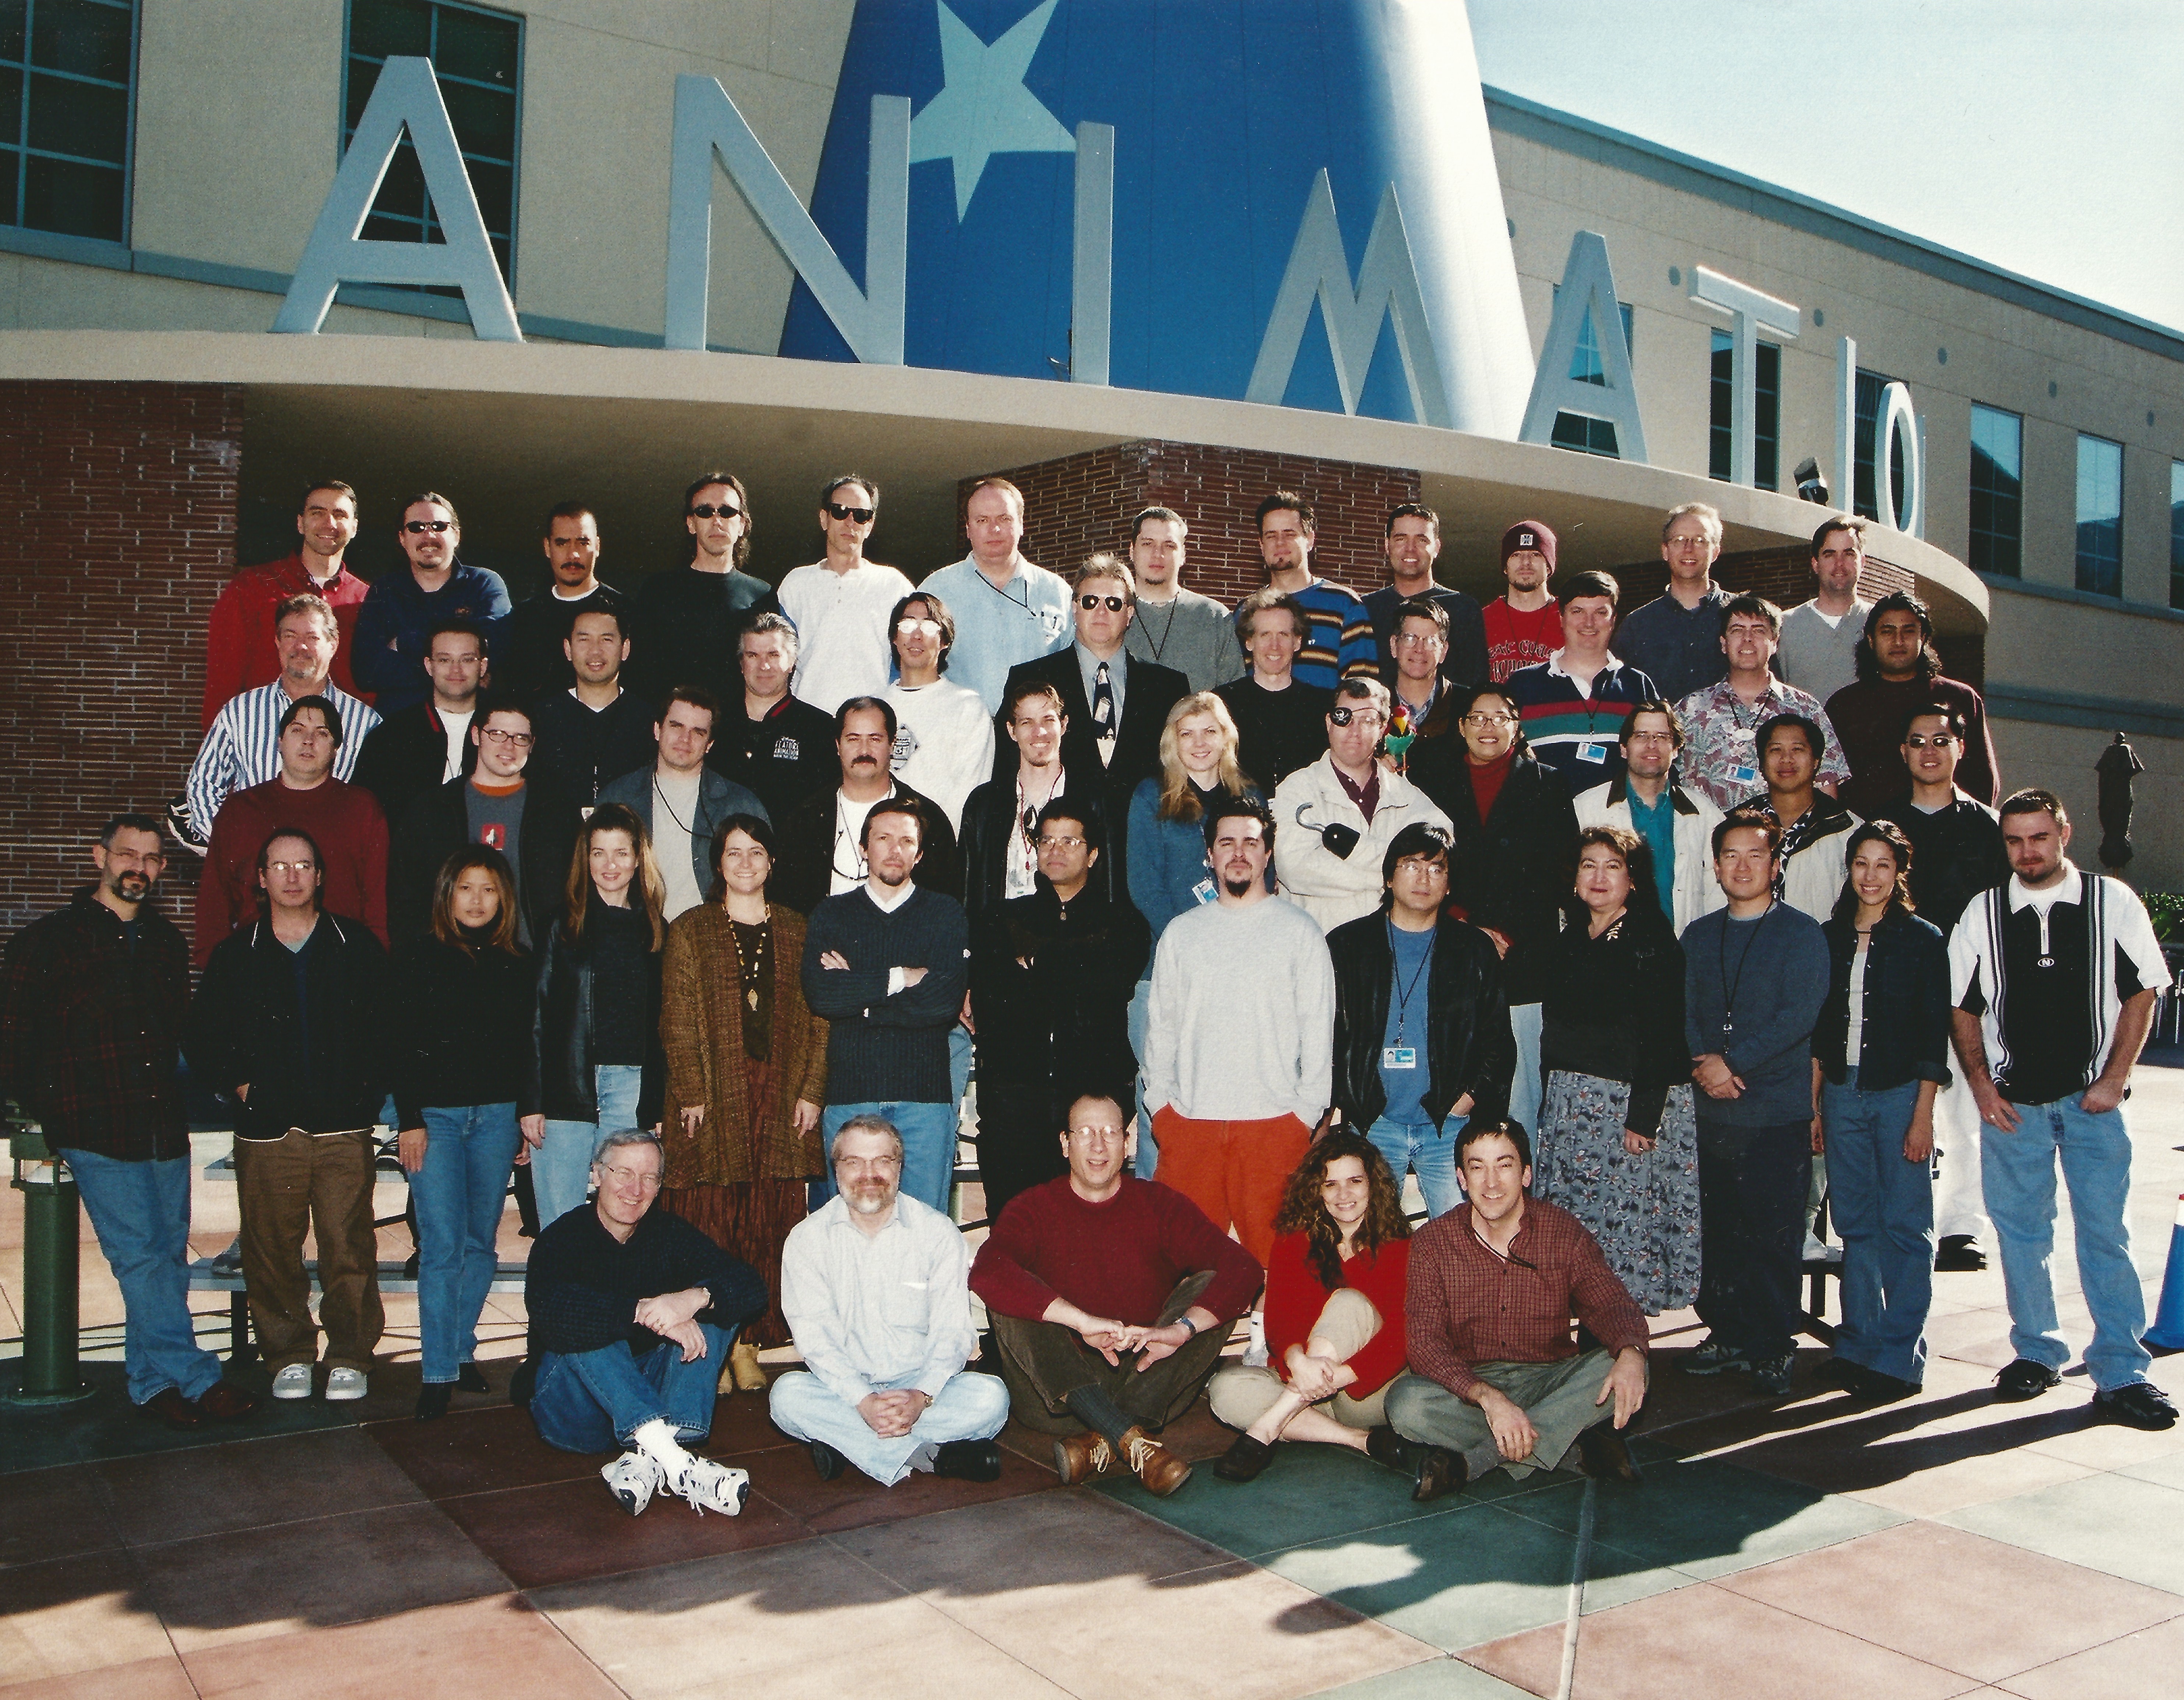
[1502,651,1658,789]
[1284,578,1377,692]
[185,679,380,836]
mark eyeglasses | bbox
[1462,711,1518,727]
[825,502,876,523]
[1390,632,1442,648]
[597,1164,662,1192]
[1904,733,1957,749]
[266,859,317,874]
[402,519,453,534]
[1328,705,1386,728]
[689,502,743,520]
[479,727,535,747]
[1077,594,1127,612]
[1069,1125,1126,1140]
[895,618,941,637]
[1626,729,1676,744]
[1037,834,1087,850]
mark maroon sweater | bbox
[971,1176,1264,1326]
[1825,674,1997,819]
[198,776,389,966]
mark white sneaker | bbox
[674,1456,750,1517]
[270,1363,313,1400]
[324,1366,368,1402]
[600,1450,664,1517]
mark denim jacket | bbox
[1815,907,1951,1092]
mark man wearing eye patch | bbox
[354,492,511,716]
[627,471,782,711]
[779,475,914,715]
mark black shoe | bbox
[1575,1425,1643,1484]
[415,1383,453,1422]
[1934,1234,1988,1272]
[809,1439,847,1481]
[1994,1359,2062,1402]
[402,1250,421,1282]
[455,1363,490,1394]
[933,1438,1003,1482]
[1365,1425,1427,1478]
[1848,1365,1922,1403]
[1749,1352,1796,1397]
[1412,1446,1468,1503]
[508,1356,537,1411]
[2093,1381,2179,1431]
[1213,1433,1274,1483]
[1683,1336,1751,1377]
[1812,1357,1863,1391]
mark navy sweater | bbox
[525,1203,763,1357]
[1681,902,1830,1126]
[799,885,969,1104]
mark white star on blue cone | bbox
[910,0,1075,220]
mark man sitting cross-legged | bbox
[970,1094,1263,1497]
[769,1115,1011,1486]
[517,1129,768,1517]
[1383,1119,1650,1499]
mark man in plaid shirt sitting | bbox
[1382,1120,1650,1498]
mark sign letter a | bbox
[273,57,520,340]
[1517,231,1646,461]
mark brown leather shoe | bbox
[139,1386,204,1429]
[1117,1426,1192,1497]
[1052,1430,1116,1485]
[194,1380,262,1422]
[1412,1445,1468,1503]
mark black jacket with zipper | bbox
[1328,910,1513,1131]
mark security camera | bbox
[1794,457,1830,504]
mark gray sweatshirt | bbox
[1681,901,1830,1126]
[1125,587,1246,694]
[1144,894,1334,1125]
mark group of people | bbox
[3,472,2174,1525]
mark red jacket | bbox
[202,553,371,727]
[196,776,389,966]
[1265,1231,1411,1397]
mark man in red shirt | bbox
[1385,1120,1649,1497]
[970,1092,1262,1497]
[1481,520,1563,683]
[202,482,370,726]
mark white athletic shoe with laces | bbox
[324,1366,368,1401]
[600,1450,666,1517]
[674,1456,751,1516]
[270,1363,313,1400]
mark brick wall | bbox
[0,381,243,939]
[959,440,1421,608]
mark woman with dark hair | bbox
[393,847,536,1420]
[524,802,668,1230]
[1206,1131,1415,1481]
[1812,820,1949,1399]
[659,814,830,1393]
[1532,826,1699,1314]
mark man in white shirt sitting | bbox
[769,1115,1010,1484]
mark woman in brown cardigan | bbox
[660,814,828,1393]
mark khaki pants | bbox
[1384,1349,1638,1479]
[234,1127,384,1373]
[990,1272,1231,1437]
[1208,1288,1393,1430]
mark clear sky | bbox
[1467,0,2183,334]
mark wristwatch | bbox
[1175,1316,1198,1338]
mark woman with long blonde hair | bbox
[524,803,669,1227]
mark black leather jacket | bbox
[1815,907,1952,1093]
[1328,911,1513,1131]
[528,918,664,1125]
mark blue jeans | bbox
[536,1064,645,1230]
[1980,1094,2150,1392]
[60,1148,224,1405]
[817,1101,958,1215]
[1128,976,1157,1179]
[1822,1070,1933,1384]
[769,1368,1010,1485]
[410,1102,522,1383]
[528,1324,733,1454]
[1365,1114,1465,1219]
[1509,1002,1543,1137]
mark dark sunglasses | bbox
[1077,594,1127,612]
[689,502,743,520]
[825,502,876,523]
[402,519,453,534]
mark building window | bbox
[1,0,138,243]
[1545,291,1631,458]
[1968,403,2023,578]
[1549,288,1634,379]
[344,0,521,291]
[1852,367,1904,524]
[2169,461,2183,610]
[1550,412,1619,457]
[2075,434,2123,597]
[1708,330,1780,490]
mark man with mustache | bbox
[770,698,960,917]
[1,815,261,1430]
[353,492,511,717]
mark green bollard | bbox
[6,1118,92,1406]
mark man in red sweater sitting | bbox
[1385,1120,1649,1499]
[970,1092,1262,1497]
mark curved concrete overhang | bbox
[0,328,1987,631]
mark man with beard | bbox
[1,816,261,1430]
[772,697,959,916]
[354,492,511,716]
[769,1116,1010,1485]
[497,502,625,703]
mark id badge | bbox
[1381,1046,1418,1069]
[1577,741,1607,764]
[1191,877,1217,906]
[1729,763,1758,787]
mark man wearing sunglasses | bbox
[882,591,992,833]
[779,475,914,714]
[628,472,781,711]
[354,492,511,716]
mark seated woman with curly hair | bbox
[1206,1131,1415,1482]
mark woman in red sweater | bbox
[1208,1132,1414,1482]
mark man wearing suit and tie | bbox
[993,554,1189,898]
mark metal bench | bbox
[185,1254,529,1364]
